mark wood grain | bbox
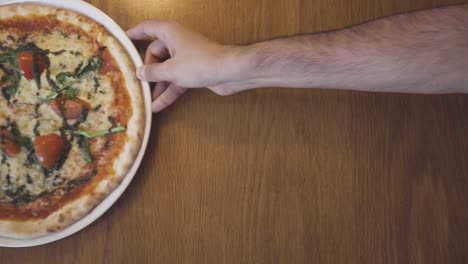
[2,0,468,263]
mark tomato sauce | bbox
[0,16,133,220]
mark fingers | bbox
[144,45,160,65]
[152,81,169,100]
[126,20,171,42]
[146,40,170,62]
[151,84,187,113]
[137,61,174,82]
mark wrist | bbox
[216,45,260,92]
[218,42,307,90]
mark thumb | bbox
[137,61,174,82]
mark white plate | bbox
[0,0,152,247]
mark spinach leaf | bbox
[56,72,74,85]
[63,87,78,99]
[0,43,49,100]
[14,135,33,151]
[43,55,103,101]
[77,56,103,78]
[77,136,93,163]
[8,122,33,151]
[1,85,16,101]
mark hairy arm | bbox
[224,5,468,93]
[127,5,468,112]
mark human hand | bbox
[127,20,245,112]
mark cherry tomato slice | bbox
[1,129,14,140]
[18,51,46,80]
[34,134,65,170]
[4,140,21,157]
[49,97,90,120]
[0,129,21,158]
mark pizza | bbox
[0,4,145,239]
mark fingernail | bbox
[137,66,145,79]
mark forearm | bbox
[128,6,468,112]
[222,5,468,93]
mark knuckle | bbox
[143,65,153,78]
[148,40,160,52]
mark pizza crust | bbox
[0,4,146,239]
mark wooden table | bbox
[2,0,468,263]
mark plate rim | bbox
[0,0,152,247]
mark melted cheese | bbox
[0,28,117,203]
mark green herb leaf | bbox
[73,126,126,139]
[56,72,74,85]
[77,56,103,78]
[1,85,17,101]
[15,42,49,57]
[73,62,83,75]
[14,135,33,151]
[0,68,21,100]
[42,55,103,103]
[77,136,93,163]
[0,43,49,101]
[7,122,33,151]
[77,107,89,124]
[63,87,78,99]
[41,92,59,102]
[0,52,14,65]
